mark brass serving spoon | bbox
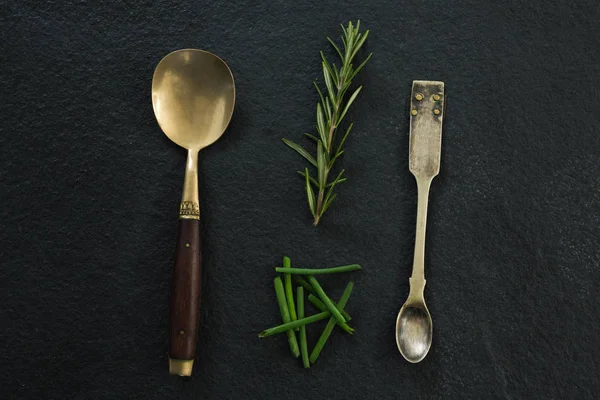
[395,81,444,363]
[152,49,235,376]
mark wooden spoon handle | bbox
[168,218,201,376]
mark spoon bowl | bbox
[152,49,235,150]
[396,300,432,363]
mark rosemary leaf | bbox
[325,97,332,122]
[324,169,345,206]
[331,63,339,83]
[322,62,336,105]
[317,141,326,190]
[343,23,353,60]
[327,36,343,59]
[304,133,319,142]
[336,123,353,155]
[338,86,362,125]
[340,23,348,37]
[348,52,372,81]
[350,31,369,61]
[322,194,337,214]
[316,103,328,145]
[314,82,326,110]
[282,138,317,167]
[305,168,316,216]
[320,51,337,83]
[330,150,344,165]
[297,170,318,188]
[328,177,346,187]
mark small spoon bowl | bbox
[395,300,432,363]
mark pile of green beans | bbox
[259,257,361,367]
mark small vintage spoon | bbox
[396,81,445,363]
[152,49,235,376]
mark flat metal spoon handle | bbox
[409,177,432,299]
[168,150,202,376]
[407,80,445,301]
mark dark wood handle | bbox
[168,218,201,361]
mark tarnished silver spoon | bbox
[396,80,445,363]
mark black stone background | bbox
[1,1,599,399]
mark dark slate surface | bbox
[1,1,600,399]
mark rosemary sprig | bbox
[283,21,372,226]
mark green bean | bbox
[275,264,362,275]
[259,310,331,337]
[308,294,352,326]
[292,275,317,296]
[293,276,352,322]
[307,276,351,331]
[310,282,354,363]
[297,287,310,368]
[273,277,299,357]
[282,256,298,328]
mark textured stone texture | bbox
[1,0,600,399]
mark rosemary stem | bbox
[314,188,325,225]
[297,287,310,368]
[273,277,300,357]
[275,264,362,275]
[316,74,345,225]
[327,113,337,150]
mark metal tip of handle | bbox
[169,358,194,376]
